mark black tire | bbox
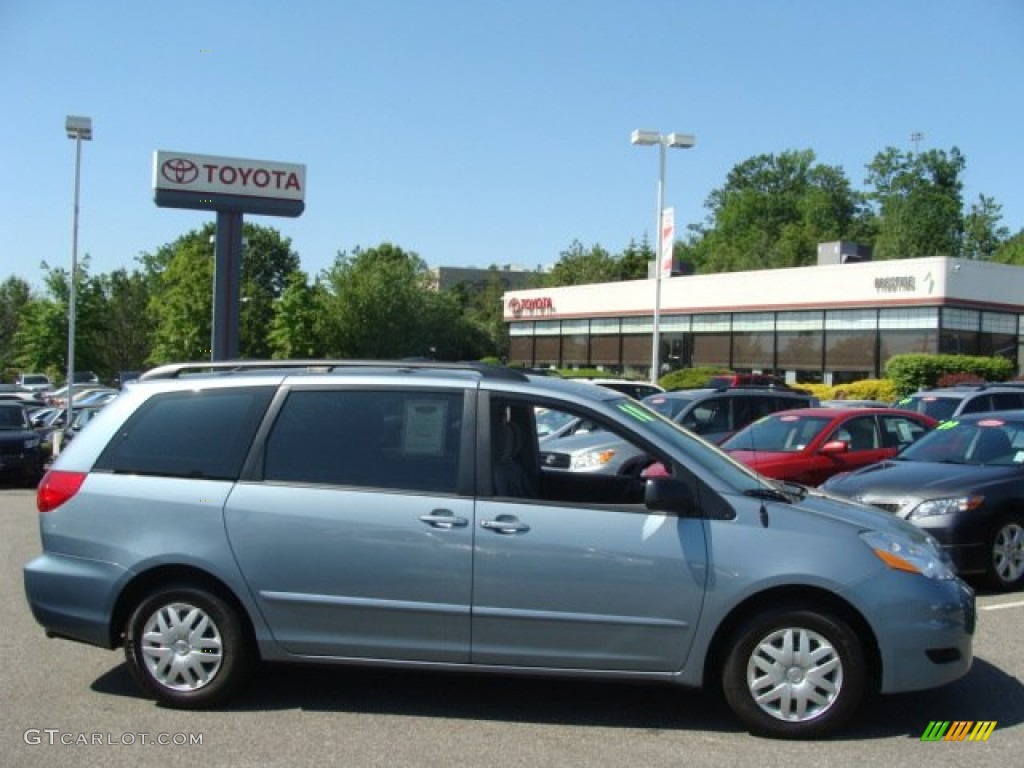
[721,607,866,738]
[986,514,1024,591]
[124,585,252,708]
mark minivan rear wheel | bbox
[722,607,865,738]
[124,586,251,707]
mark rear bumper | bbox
[23,553,128,649]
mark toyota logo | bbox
[161,158,199,185]
[509,298,523,317]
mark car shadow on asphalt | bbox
[90,655,1023,740]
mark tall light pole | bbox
[65,115,92,432]
[631,129,695,383]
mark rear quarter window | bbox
[94,387,274,480]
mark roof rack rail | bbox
[139,359,530,382]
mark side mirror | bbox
[820,440,849,455]
[644,477,697,515]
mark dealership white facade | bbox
[503,256,1024,384]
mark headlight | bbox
[909,496,984,519]
[860,530,955,580]
[25,437,41,449]
[571,449,616,471]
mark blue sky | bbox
[2,0,1022,288]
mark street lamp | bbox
[65,115,92,431]
[631,129,695,384]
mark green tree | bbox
[99,269,155,374]
[267,271,328,358]
[545,240,619,286]
[145,222,302,362]
[962,194,1010,261]
[13,258,107,381]
[865,146,965,259]
[618,238,655,280]
[687,150,868,273]
[0,276,32,374]
[992,229,1024,265]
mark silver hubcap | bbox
[140,602,223,691]
[993,522,1024,584]
[747,627,842,722]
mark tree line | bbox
[2,145,1022,383]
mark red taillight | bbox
[37,470,87,513]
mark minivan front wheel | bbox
[124,586,251,707]
[722,608,865,738]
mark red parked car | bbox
[721,407,937,487]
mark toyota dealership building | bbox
[502,254,1024,385]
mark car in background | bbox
[16,373,53,394]
[642,387,818,445]
[0,401,45,486]
[584,379,665,400]
[706,372,790,389]
[894,384,1024,421]
[73,388,118,408]
[822,410,1024,591]
[538,387,817,475]
[722,407,936,487]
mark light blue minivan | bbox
[24,361,975,738]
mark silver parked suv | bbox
[24,361,975,738]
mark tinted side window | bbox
[960,395,992,414]
[95,387,274,480]
[991,392,1024,411]
[264,389,464,494]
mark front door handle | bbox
[481,514,531,535]
[419,510,469,529]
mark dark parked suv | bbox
[643,387,818,444]
[895,384,1024,422]
[24,361,974,738]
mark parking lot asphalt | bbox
[2,486,1022,768]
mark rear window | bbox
[898,395,961,421]
[94,387,274,480]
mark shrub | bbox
[659,366,731,391]
[886,354,1015,395]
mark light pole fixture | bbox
[631,129,695,383]
[65,115,92,432]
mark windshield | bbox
[0,407,28,429]
[899,417,1024,466]
[610,397,771,493]
[896,395,960,421]
[722,413,833,452]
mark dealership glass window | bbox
[982,311,1017,335]
[590,318,621,335]
[731,332,774,370]
[732,313,775,332]
[777,330,823,368]
[509,322,534,337]
[508,336,534,366]
[622,316,654,334]
[560,320,590,366]
[692,313,731,333]
[939,329,979,355]
[622,333,654,365]
[881,329,939,359]
[941,308,980,332]
[534,320,561,336]
[777,311,823,332]
[825,330,876,371]
[879,307,938,329]
[825,309,877,331]
[660,315,692,333]
[533,335,561,366]
[691,333,731,368]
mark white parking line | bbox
[979,599,1024,611]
